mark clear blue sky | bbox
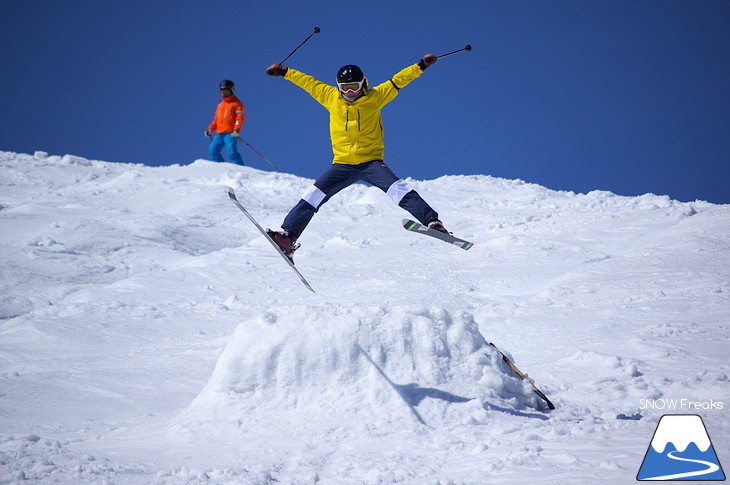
[2,0,728,204]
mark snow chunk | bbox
[176,306,539,437]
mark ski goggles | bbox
[337,79,364,93]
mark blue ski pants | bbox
[282,160,438,239]
[209,133,244,166]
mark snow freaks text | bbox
[639,399,724,411]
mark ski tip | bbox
[226,187,236,199]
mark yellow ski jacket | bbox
[284,63,425,165]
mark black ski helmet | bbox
[336,65,364,84]
[219,79,235,91]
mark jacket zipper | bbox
[344,109,362,131]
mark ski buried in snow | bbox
[402,219,474,250]
[227,188,315,293]
[487,341,555,410]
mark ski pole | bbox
[241,138,281,172]
[437,44,472,59]
[279,26,321,64]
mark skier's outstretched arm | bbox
[266,63,337,106]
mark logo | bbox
[637,414,725,481]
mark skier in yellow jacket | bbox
[265,54,447,261]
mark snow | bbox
[1,150,728,484]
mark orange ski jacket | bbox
[208,95,245,134]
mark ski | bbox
[487,341,555,410]
[402,219,473,250]
[227,188,315,293]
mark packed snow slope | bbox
[1,151,728,484]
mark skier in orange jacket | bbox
[205,80,245,165]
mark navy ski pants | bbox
[282,161,438,239]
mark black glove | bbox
[418,54,437,70]
[266,64,288,77]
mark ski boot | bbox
[266,229,300,263]
[427,219,449,234]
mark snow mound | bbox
[176,306,539,437]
